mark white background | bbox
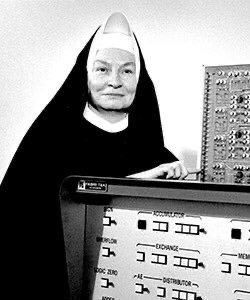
[0,0,250,183]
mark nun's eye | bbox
[96,67,109,73]
[122,69,134,75]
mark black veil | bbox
[1,27,177,299]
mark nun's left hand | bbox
[127,161,190,180]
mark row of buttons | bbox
[103,217,247,239]
[102,247,203,270]
[136,251,249,274]
[231,228,250,240]
[101,247,200,269]
[217,70,250,76]
[138,220,202,235]
[137,252,200,269]
[100,279,200,299]
[222,262,250,276]
[138,220,247,240]
[103,217,203,235]
[135,284,201,299]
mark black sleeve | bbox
[0,117,70,299]
[161,146,179,163]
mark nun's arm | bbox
[127,161,189,180]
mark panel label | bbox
[153,211,185,218]
[96,236,118,244]
[238,253,250,260]
[156,244,179,251]
[163,277,192,287]
[77,180,108,192]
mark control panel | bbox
[201,64,250,184]
[60,177,250,300]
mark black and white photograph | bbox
[0,1,249,299]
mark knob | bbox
[234,71,241,76]
[235,131,243,139]
[237,95,244,103]
[217,71,224,76]
[236,171,244,179]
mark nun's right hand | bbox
[127,161,193,180]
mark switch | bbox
[191,226,199,234]
[174,256,199,269]
[247,266,250,276]
[189,259,198,268]
[136,251,145,262]
[180,291,187,299]
[174,257,181,266]
[238,264,250,276]
[181,258,188,267]
[157,287,166,298]
[103,216,111,226]
[102,247,110,257]
[231,228,241,239]
[172,289,196,300]
[172,290,179,298]
[151,253,167,265]
[135,283,149,294]
[135,283,144,294]
[175,223,200,235]
[102,247,115,257]
[101,278,114,288]
[153,221,168,232]
[103,216,116,226]
[182,225,190,233]
[221,262,231,273]
[101,278,109,288]
[138,219,147,230]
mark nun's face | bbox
[87,48,138,114]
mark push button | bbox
[101,278,114,288]
[136,251,145,262]
[138,219,147,230]
[103,216,112,226]
[151,253,167,265]
[153,221,168,232]
[174,256,198,269]
[101,247,116,257]
[221,262,231,273]
[172,289,196,300]
[103,216,117,226]
[231,228,241,239]
[101,278,109,288]
[135,283,143,294]
[157,287,166,297]
[135,283,150,294]
[238,264,250,276]
[175,223,200,235]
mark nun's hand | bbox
[127,161,190,180]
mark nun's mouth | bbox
[103,93,124,97]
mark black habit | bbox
[1,30,177,299]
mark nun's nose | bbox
[108,71,122,88]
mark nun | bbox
[1,12,188,299]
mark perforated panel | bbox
[201,64,250,184]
